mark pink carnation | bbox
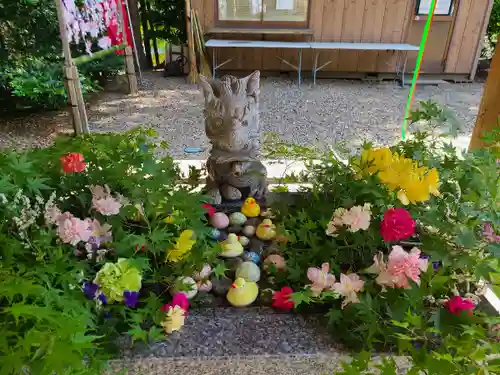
[90,184,122,216]
[366,246,428,290]
[445,296,475,316]
[57,212,92,246]
[386,246,428,288]
[483,223,500,243]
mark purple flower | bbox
[88,236,101,249]
[83,282,99,299]
[97,293,107,305]
[103,313,113,319]
[432,261,440,271]
[124,290,139,308]
[420,256,440,272]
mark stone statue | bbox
[199,70,268,204]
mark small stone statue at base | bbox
[199,70,268,204]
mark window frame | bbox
[415,0,454,16]
[214,0,311,29]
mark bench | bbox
[205,39,310,85]
[309,42,420,86]
[205,39,419,86]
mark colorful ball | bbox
[209,228,221,240]
[244,251,261,264]
[210,212,230,229]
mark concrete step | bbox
[109,307,411,374]
[109,307,352,375]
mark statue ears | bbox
[199,75,216,103]
[199,70,260,102]
[244,70,260,99]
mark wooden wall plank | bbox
[320,0,346,71]
[337,0,366,71]
[444,0,472,73]
[377,0,411,72]
[357,0,387,72]
[311,0,325,41]
[455,0,489,73]
[203,0,214,29]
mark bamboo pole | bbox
[116,0,138,95]
[185,0,198,83]
[469,38,500,151]
[54,0,89,134]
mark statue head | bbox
[199,71,260,155]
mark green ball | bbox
[235,261,261,282]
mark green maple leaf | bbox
[128,325,148,344]
[212,262,229,279]
[26,177,51,194]
[290,290,312,307]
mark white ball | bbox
[243,225,256,237]
[171,276,198,299]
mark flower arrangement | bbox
[1,107,499,375]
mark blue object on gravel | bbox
[184,147,204,154]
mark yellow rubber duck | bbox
[241,197,261,218]
[219,233,244,258]
[226,277,259,307]
[256,219,276,241]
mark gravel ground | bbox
[0,71,484,158]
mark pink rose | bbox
[380,208,416,242]
[445,296,475,316]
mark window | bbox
[216,0,309,27]
[415,0,453,16]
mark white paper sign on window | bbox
[417,0,452,15]
[276,0,294,10]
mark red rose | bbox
[380,208,416,242]
[272,286,295,311]
[202,203,216,217]
[444,296,475,316]
[60,152,86,173]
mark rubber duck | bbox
[226,277,259,307]
[256,219,276,241]
[219,233,244,258]
[241,197,261,218]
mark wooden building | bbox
[192,0,494,80]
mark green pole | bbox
[401,0,437,140]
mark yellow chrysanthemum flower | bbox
[167,229,196,262]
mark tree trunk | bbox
[139,0,153,68]
[469,38,500,151]
[126,0,147,67]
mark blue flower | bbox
[83,282,99,300]
[123,290,139,308]
[97,293,107,305]
[103,313,113,319]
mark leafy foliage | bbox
[263,101,500,372]
[0,128,216,374]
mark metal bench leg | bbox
[298,48,302,86]
[401,51,408,88]
[313,51,319,86]
[212,49,216,79]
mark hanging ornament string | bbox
[401,0,437,140]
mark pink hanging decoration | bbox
[61,0,119,55]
